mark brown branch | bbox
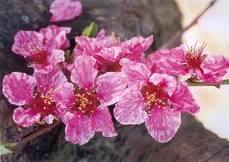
[187,79,229,88]
[160,0,219,49]
[17,120,61,146]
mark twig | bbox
[17,120,61,146]
[187,79,229,88]
[160,0,219,49]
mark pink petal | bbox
[49,49,65,64]
[145,108,181,143]
[33,49,65,74]
[114,87,147,125]
[71,55,98,89]
[74,35,119,56]
[54,82,75,114]
[149,73,177,96]
[171,82,200,115]
[50,0,82,22]
[96,72,127,106]
[2,72,36,106]
[91,107,117,137]
[63,112,95,145]
[147,46,188,76]
[122,35,153,53]
[42,114,56,124]
[120,58,151,86]
[96,28,106,39]
[40,25,71,50]
[34,69,68,94]
[13,107,41,127]
[97,46,124,62]
[200,55,229,83]
[12,30,44,57]
[32,63,54,74]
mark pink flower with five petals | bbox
[147,46,229,83]
[114,58,199,143]
[61,55,127,145]
[2,69,73,127]
[12,25,71,73]
[50,0,82,22]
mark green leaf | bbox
[1,141,17,147]
[82,22,98,37]
[0,145,12,156]
[0,141,16,156]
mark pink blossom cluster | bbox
[2,0,229,145]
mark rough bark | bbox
[0,0,228,162]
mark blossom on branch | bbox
[12,25,71,73]
[2,69,73,127]
[61,55,127,144]
[147,45,229,83]
[114,59,199,142]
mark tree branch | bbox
[187,79,229,88]
[17,120,61,146]
[160,0,219,49]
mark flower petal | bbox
[34,68,68,94]
[32,63,54,74]
[2,72,36,106]
[71,55,98,89]
[114,87,147,125]
[147,46,188,75]
[97,46,124,62]
[49,49,65,64]
[74,35,118,57]
[149,73,177,96]
[12,30,44,57]
[55,82,75,114]
[122,35,153,53]
[145,108,181,143]
[63,112,95,145]
[171,82,200,114]
[42,114,56,124]
[120,58,151,86]
[50,0,82,22]
[91,107,117,137]
[200,55,229,83]
[13,107,41,127]
[96,28,106,39]
[32,49,65,74]
[40,25,71,50]
[96,72,127,106]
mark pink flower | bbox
[2,69,73,127]
[114,59,199,142]
[61,55,127,144]
[74,34,153,72]
[50,0,82,22]
[12,25,71,73]
[147,46,229,83]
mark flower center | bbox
[105,61,122,72]
[32,92,56,117]
[73,89,99,116]
[185,46,205,70]
[140,83,170,114]
[29,45,48,64]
